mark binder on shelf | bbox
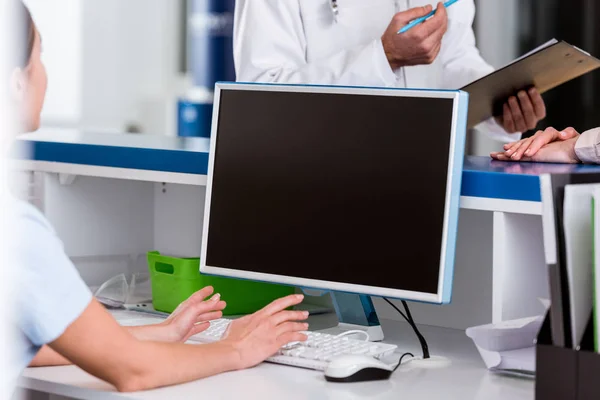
[536,173,600,400]
[535,312,578,400]
[536,313,600,400]
[578,316,600,400]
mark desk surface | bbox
[15,129,600,202]
[20,316,534,400]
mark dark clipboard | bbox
[462,40,600,129]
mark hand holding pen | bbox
[397,0,460,34]
[381,3,449,70]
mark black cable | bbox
[383,298,430,359]
[401,300,415,325]
[393,352,414,372]
[388,302,409,321]
[402,301,430,360]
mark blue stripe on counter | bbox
[25,141,209,175]
[461,170,541,202]
[17,131,600,202]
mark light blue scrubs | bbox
[8,199,92,389]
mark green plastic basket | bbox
[147,251,294,315]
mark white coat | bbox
[233,0,516,141]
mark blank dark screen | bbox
[206,89,454,294]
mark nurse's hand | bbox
[495,88,547,134]
[382,3,448,70]
[156,286,227,342]
[222,294,308,369]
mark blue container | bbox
[182,0,235,138]
[177,99,213,138]
[188,0,236,88]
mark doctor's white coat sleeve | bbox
[439,0,519,142]
[233,0,398,87]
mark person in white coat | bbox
[233,0,547,142]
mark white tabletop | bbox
[19,315,534,400]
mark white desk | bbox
[19,316,534,400]
[12,130,562,399]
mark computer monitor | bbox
[201,83,468,305]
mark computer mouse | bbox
[324,355,394,383]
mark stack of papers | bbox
[466,315,544,375]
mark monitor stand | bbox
[319,292,384,342]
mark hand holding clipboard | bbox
[462,40,600,129]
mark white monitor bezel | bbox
[201,83,465,304]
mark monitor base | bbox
[329,292,384,341]
[318,323,385,342]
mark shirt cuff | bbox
[475,118,522,143]
[373,39,400,87]
[575,127,600,164]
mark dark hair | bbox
[15,0,36,69]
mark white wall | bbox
[24,0,184,135]
[24,0,82,124]
[474,0,520,70]
[80,0,184,134]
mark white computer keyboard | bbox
[188,319,398,371]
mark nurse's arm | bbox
[47,299,237,391]
[30,286,228,367]
[46,296,306,392]
[30,346,70,366]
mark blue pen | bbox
[397,0,460,34]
